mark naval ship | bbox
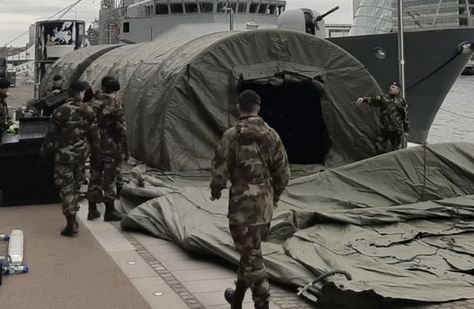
[96,0,474,144]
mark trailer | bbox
[0,117,59,207]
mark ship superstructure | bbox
[98,0,286,44]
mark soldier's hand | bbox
[356,97,364,105]
[210,190,221,201]
[123,151,130,162]
[52,89,61,94]
[273,197,280,208]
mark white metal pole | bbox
[397,0,406,99]
[465,0,471,27]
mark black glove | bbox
[211,190,222,201]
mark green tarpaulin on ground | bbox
[120,143,474,307]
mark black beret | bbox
[0,78,10,89]
[238,90,261,106]
[101,76,115,88]
[82,82,94,102]
[104,79,121,92]
[69,81,87,92]
[390,81,402,88]
[53,75,62,81]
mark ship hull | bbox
[329,28,474,143]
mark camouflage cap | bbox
[53,75,62,81]
[0,78,10,89]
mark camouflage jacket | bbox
[210,116,290,226]
[42,85,63,98]
[363,94,409,134]
[89,95,128,159]
[0,93,12,132]
[42,98,100,163]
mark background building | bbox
[351,0,474,35]
[392,0,474,30]
[353,0,361,17]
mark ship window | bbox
[123,22,130,33]
[249,3,259,13]
[237,2,247,13]
[170,3,184,13]
[258,4,267,14]
[268,4,276,15]
[155,4,169,14]
[185,3,198,13]
[144,5,152,16]
[277,4,285,15]
[200,2,214,12]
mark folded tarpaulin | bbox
[120,142,474,307]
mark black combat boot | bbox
[104,200,122,222]
[116,183,123,198]
[87,201,101,221]
[254,301,269,309]
[224,281,247,309]
[61,214,78,237]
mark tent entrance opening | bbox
[240,81,330,164]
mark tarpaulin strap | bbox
[297,270,352,297]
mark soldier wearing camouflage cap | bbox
[0,78,13,134]
[356,81,410,152]
[41,81,100,237]
[210,89,290,309]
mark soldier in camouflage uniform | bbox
[0,78,13,135]
[357,81,409,152]
[210,90,290,309]
[43,75,63,97]
[86,79,128,222]
[41,81,100,237]
[93,76,127,196]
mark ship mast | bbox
[99,0,119,44]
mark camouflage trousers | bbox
[230,223,270,307]
[376,132,403,153]
[116,161,125,191]
[54,161,85,216]
[87,156,119,203]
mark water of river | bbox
[428,75,474,143]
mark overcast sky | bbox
[0,0,353,46]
